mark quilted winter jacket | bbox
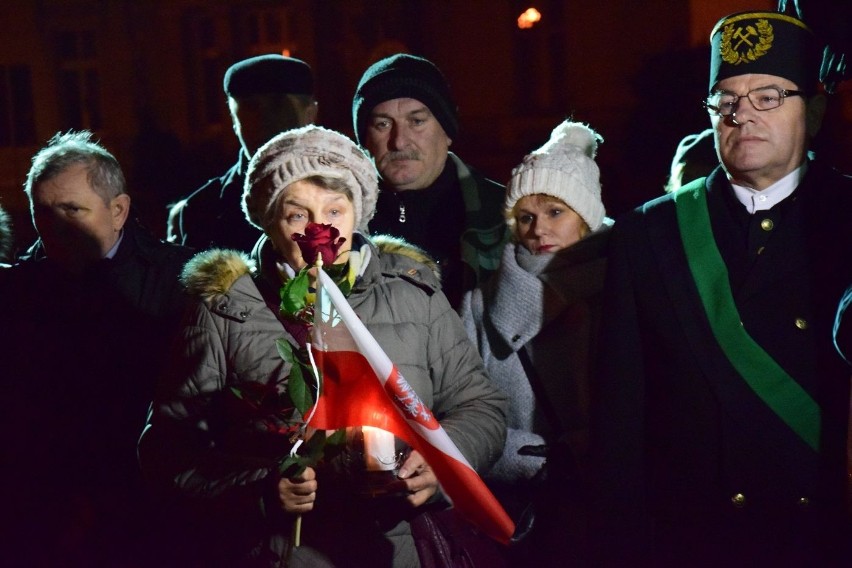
[140,233,508,567]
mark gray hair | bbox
[264,174,354,230]
[24,130,127,204]
[0,203,12,263]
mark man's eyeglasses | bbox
[704,87,805,117]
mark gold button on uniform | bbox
[731,493,746,507]
[760,218,774,231]
[795,318,808,330]
[798,497,810,508]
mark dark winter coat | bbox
[0,217,192,565]
[167,152,262,252]
[593,162,852,566]
[369,153,508,309]
[139,234,508,567]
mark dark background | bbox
[0,0,849,257]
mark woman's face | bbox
[267,179,356,269]
[513,194,587,254]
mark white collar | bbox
[104,230,124,259]
[730,163,807,213]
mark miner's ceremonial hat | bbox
[709,11,822,91]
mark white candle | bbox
[362,426,396,471]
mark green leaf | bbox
[337,278,352,297]
[278,430,332,477]
[325,264,352,296]
[276,338,295,364]
[275,338,314,413]
[301,431,332,465]
[301,429,327,451]
[326,428,347,446]
[288,364,313,414]
[322,263,352,297]
[278,453,308,478]
[280,270,310,315]
[325,263,347,279]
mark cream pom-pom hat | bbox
[505,120,605,231]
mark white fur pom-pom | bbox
[539,120,602,159]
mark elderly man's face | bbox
[711,73,822,190]
[363,97,452,191]
[31,162,129,271]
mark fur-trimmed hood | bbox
[181,249,255,302]
[181,233,440,301]
[369,233,440,281]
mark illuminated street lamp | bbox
[517,7,542,29]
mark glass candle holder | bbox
[341,426,408,498]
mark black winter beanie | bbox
[352,54,459,145]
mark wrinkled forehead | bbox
[369,97,431,117]
[370,97,432,116]
[280,177,353,202]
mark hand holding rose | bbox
[278,466,318,514]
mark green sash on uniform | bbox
[673,179,820,451]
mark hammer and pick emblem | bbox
[720,19,774,65]
[733,26,758,50]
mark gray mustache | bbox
[386,151,420,161]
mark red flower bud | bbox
[291,223,347,266]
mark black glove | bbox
[518,441,577,487]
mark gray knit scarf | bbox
[486,242,593,354]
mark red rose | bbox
[291,223,347,266]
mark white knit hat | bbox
[243,125,379,232]
[505,121,605,231]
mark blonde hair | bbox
[507,194,590,242]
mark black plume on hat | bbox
[352,54,459,144]
[224,54,313,98]
[709,12,822,92]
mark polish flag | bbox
[307,267,515,545]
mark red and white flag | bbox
[307,267,515,544]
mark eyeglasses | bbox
[704,87,805,117]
